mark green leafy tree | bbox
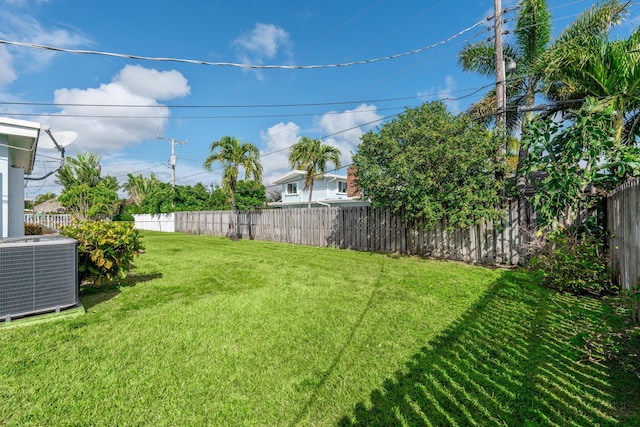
[235,180,267,210]
[203,136,263,239]
[56,153,120,220]
[208,186,230,210]
[522,99,640,229]
[288,136,342,208]
[353,101,504,229]
[137,182,216,214]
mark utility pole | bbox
[494,0,506,130]
[157,135,188,188]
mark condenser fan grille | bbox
[0,236,78,320]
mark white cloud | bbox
[260,122,301,184]
[0,46,17,87]
[116,65,190,100]
[43,65,191,153]
[233,23,293,80]
[0,11,90,75]
[318,104,382,166]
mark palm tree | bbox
[458,0,631,185]
[289,137,342,208]
[124,172,161,207]
[203,136,262,240]
[56,152,103,189]
[541,0,638,144]
[459,0,551,185]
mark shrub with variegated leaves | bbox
[61,220,144,285]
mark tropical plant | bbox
[458,0,633,185]
[522,98,640,229]
[61,220,144,286]
[353,101,504,229]
[458,0,551,182]
[56,152,103,189]
[288,136,342,208]
[56,153,120,220]
[203,136,262,239]
[541,0,638,144]
[124,172,161,207]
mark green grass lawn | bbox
[1,231,638,426]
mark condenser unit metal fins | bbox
[0,236,78,321]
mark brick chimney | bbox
[347,166,361,198]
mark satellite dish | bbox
[38,130,78,150]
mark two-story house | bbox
[268,169,368,208]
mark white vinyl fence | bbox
[133,213,175,232]
[24,213,72,230]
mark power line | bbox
[0,83,491,110]
[0,106,406,120]
[0,19,486,70]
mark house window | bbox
[337,181,348,193]
[286,182,298,195]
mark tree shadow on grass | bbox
[338,270,640,426]
[80,272,163,311]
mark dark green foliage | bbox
[24,223,43,235]
[138,182,212,213]
[529,231,613,295]
[132,181,267,214]
[61,220,144,285]
[353,101,504,229]
[235,180,267,210]
[112,212,135,222]
[522,99,640,228]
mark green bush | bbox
[61,220,144,285]
[24,223,43,235]
[113,212,135,222]
[529,232,613,296]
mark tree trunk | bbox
[307,182,313,209]
[229,179,239,241]
[516,88,535,194]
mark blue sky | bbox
[0,0,637,198]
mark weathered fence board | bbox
[607,177,640,322]
[174,199,533,265]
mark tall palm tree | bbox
[541,0,638,144]
[203,136,262,239]
[459,0,551,185]
[289,137,342,208]
[458,0,630,185]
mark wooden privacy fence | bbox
[607,177,640,321]
[175,199,535,265]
